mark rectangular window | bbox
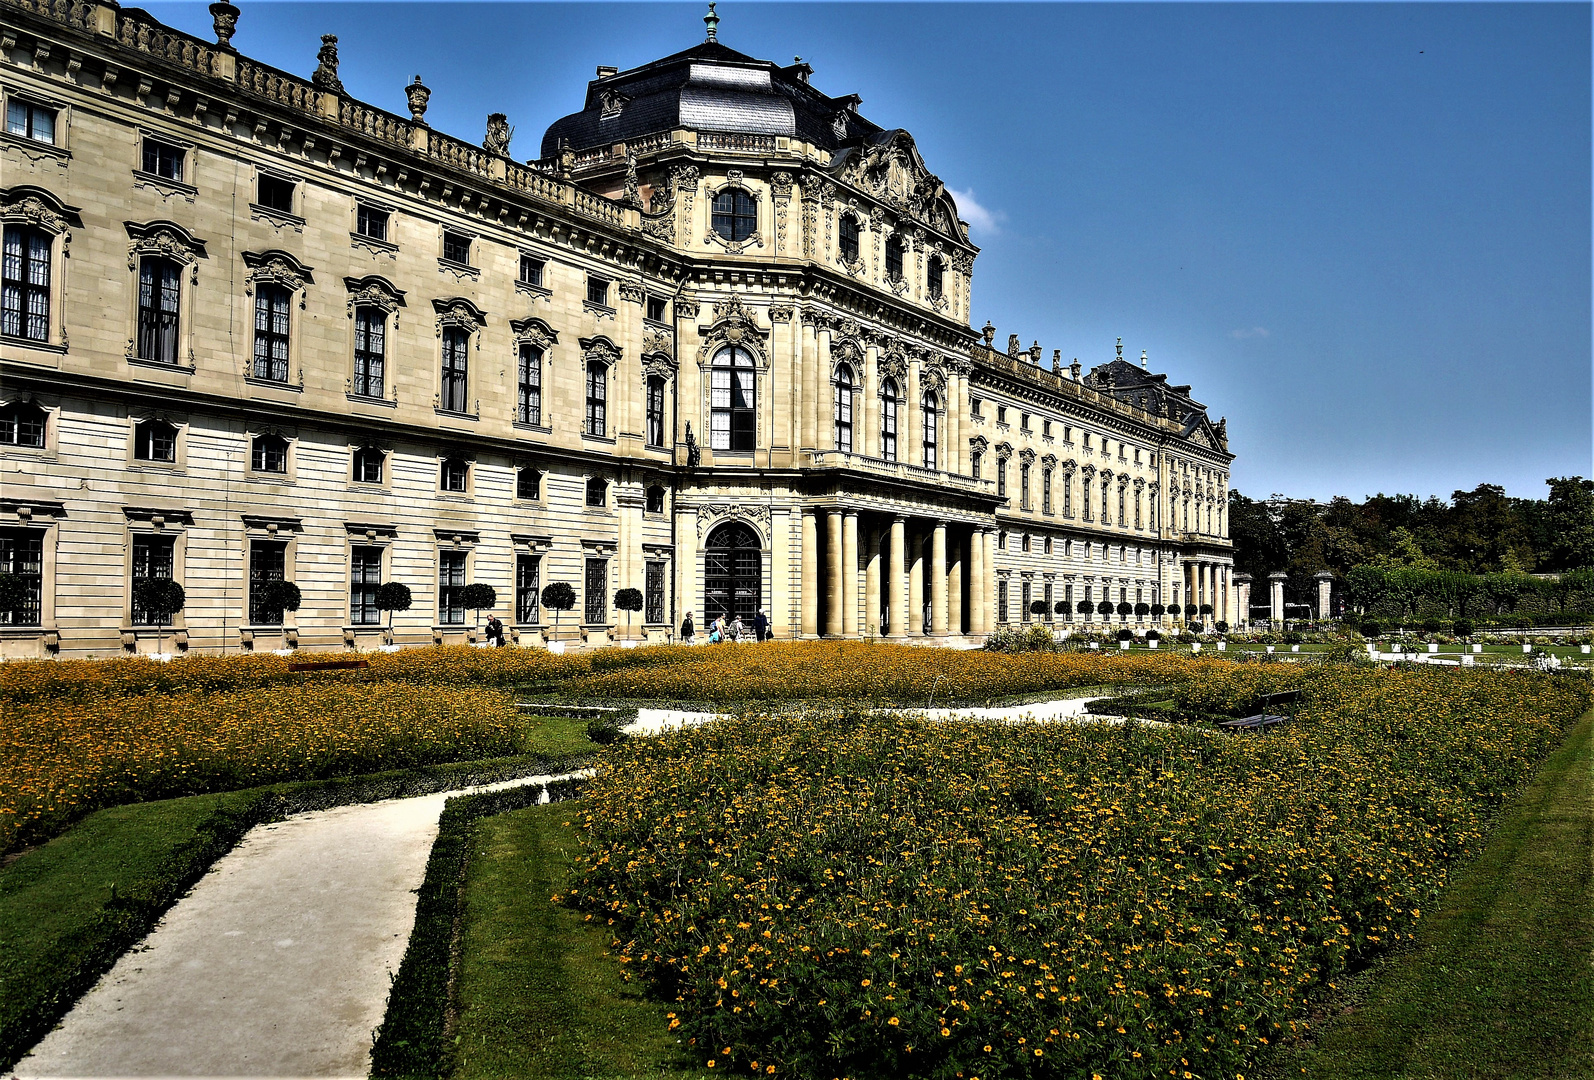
[586,362,607,437]
[517,344,542,426]
[251,284,291,382]
[356,204,389,241]
[518,254,544,287]
[646,376,666,448]
[584,557,607,624]
[645,561,666,625]
[130,534,176,625]
[1042,471,1053,514]
[1020,464,1031,510]
[1021,581,1032,622]
[997,460,1007,498]
[516,467,541,500]
[1042,419,1052,438]
[256,173,295,214]
[996,406,1007,425]
[353,307,385,397]
[438,551,466,625]
[2,225,51,342]
[141,137,185,181]
[970,397,982,417]
[350,545,382,625]
[515,553,541,624]
[6,100,55,144]
[248,539,288,625]
[0,528,43,626]
[586,276,609,306]
[997,579,1009,625]
[646,295,668,322]
[441,327,469,413]
[1044,583,1054,621]
[1020,413,1030,431]
[971,452,981,481]
[251,435,288,473]
[442,230,471,265]
[1063,476,1073,517]
[136,257,180,364]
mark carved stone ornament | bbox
[209,2,240,48]
[432,297,487,336]
[994,441,1013,461]
[969,434,989,454]
[642,325,674,360]
[699,294,768,367]
[704,228,763,255]
[696,502,771,541]
[1040,453,1058,469]
[831,111,850,141]
[1007,333,1022,358]
[877,350,907,383]
[599,88,628,120]
[484,113,513,156]
[951,250,975,275]
[2,192,75,236]
[617,281,646,305]
[920,364,947,396]
[832,130,958,237]
[770,172,794,199]
[642,353,675,382]
[242,250,314,300]
[622,150,641,207]
[125,220,206,273]
[405,76,430,125]
[510,317,557,351]
[345,276,405,321]
[768,303,794,323]
[312,35,344,94]
[1018,447,1037,465]
[580,335,622,368]
[1060,457,1077,473]
[675,297,701,319]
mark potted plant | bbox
[1134,601,1150,622]
[615,587,644,637]
[541,581,576,640]
[1029,599,1049,622]
[376,581,413,642]
[1096,599,1114,622]
[132,578,185,657]
[459,582,498,635]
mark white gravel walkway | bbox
[11,772,582,1080]
[625,695,1115,736]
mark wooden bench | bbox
[287,659,371,672]
[1217,689,1302,731]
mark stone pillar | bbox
[800,509,818,637]
[909,527,925,635]
[1269,571,1287,625]
[864,524,882,637]
[931,520,949,635]
[825,510,844,637]
[945,371,962,475]
[1199,562,1211,617]
[889,516,907,637]
[948,531,964,635]
[818,329,835,451]
[842,509,859,637]
[906,354,923,466]
[676,505,699,638]
[983,529,997,631]
[1233,572,1252,629]
[1316,570,1334,622]
[968,527,985,635]
[771,508,791,638]
[801,320,820,450]
[862,342,880,459]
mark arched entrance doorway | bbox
[704,521,761,624]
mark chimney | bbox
[596,65,618,78]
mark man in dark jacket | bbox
[680,612,695,643]
[753,609,770,642]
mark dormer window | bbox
[838,214,860,263]
[885,235,905,281]
[928,256,944,298]
[712,189,757,243]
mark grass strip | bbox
[1267,707,1593,1080]
[368,777,590,1079]
[449,805,707,1080]
[0,753,588,1073]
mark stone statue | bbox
[405,76,431,125]
[622,149,641,207]
[1006,334,1021,358]
[484,113,513,156]
[312,35,344,94]
[208,2,239,49]
[980,321,995,348]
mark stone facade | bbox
[0,1,1234,658]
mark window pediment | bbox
[580,335,621,367]
[345,275,405,316]
[243,249,314,295]
[512,317,558,351]
[433,297,487,333]
[125,220,206,270]
[2,186,82,233]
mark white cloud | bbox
[1229,326,1270,340]
[948,187,1006,236]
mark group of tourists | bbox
[679,610,771,645]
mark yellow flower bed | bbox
[0,684,524,852]
[565,666,1591,1079]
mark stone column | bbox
[862,342,880,458]
[889,516,907,637]
[1199,562,1211,617]
[1269,571,1287,625]
[983,528,997,632]
[800,509,818,637]
[1233,572,1252,629]
[818,328,835,451]
[906,354,923,466]
[864,524,881,637]
[968,527,985,635]
[842,509,859,637]
[931,520,949,635]
[771,508,791,638]
[676,505,699,638]
[909,527,925,635]
[1316,570,1334,622]
[945,370,962,475]
[824,510,844,637]
[948,530,964,636]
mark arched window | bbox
[838,214,860,263]
[833,364,854,453]
[517,344,542,426]
[927,255,944,299]
[646,374,667,448]
[0,401,47,448]
[711,189,757,242]
[880,378,899,461]
[251,433,288,473]
[586,476,607,507]
[440,326,469,413]
[885,235,905,281]
[133,418,178,463]
[252,283,291,382]
[353,446,385,484]
[136,256,181,364]
[2,225,52,342]
[646,485,666,514]
[704,520,762,624]
[585,360,607,437]
[970,449,982,480]
[922,391,938,470]
[353,306,386,398]
[710,345,756,452]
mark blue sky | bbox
[148,2,1593,504]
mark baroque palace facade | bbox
[0,0,1236,658]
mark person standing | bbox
[680,611,695,644]
[753,609,770,642]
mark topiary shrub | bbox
[1076,600,1094,616]
[1096,600,1114,617]
[1214,621,1229,634]
[1452,618,1474,638]
[615,587,645,635]
[132,578,186,655]
[1150,603,1165,617]
[376,581,413,630]
[1167,604,1182,617]
[1116,602,1133,617]
[1030,599,1050,619]
[1116,628,1134,642]
[1360,620,1381,638]
[1199,604,1213,616]
[1282,631,1304,645]
[1134,602,1150,618]
[1146,629,1161,642]
[1054,600,1070,617]
[541,581,577,637]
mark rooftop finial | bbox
[704,1,719,42]
[1141,349,1148,369]
[1116,337,1123,361]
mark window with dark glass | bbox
[356,204,389,241]
[251,433,288,474]
[997,459,1007,497]
[884,235,904,281]
[256,173,295,214]
[586,276,609,306]
[928,256,943,298]
[996,406,1007,425]
[352,446,384,484]
[6,100,55,144]
[645,374,666,448]
[516,467,541,500]
[438,550,466,624]
[131,534,176,625]
[0,529,43,626]
[0,401,46,447]
[585,360,607,437]
[133,419,177,463]
[645,561,666,625]
[1042,469,1053,514]
[252,284,291,382]
[997,579,1008,624]
[880,378,899,462]
[350,545,382,625]
[586,476,607,508]
[645,485,666,514]
[141,137,184,181]
[440,457,468,493]
[353,306,385,397]
[584,557,607,624]
[136,256,181,364]
[442,230,471,265]
[248,539,288,625]
[518,254,544,287]
[516,553,541,623]
[971,450,982,480]
[1021,580,1032,622]
[838,214,860,263]
[646,295,668,323]
[1021,463,1031,509]
[2,225,50,343]
[710,346,756,452]
[440,326,469,413]
[711,189,757,242]
[922,392,938,470]
[518,344,542,426]
[833,364,854,453]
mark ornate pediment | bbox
[243,249,314,293]
[3,186,82,233]
[830,130,961,239]
[642,325,674,361]
[125,219,207,268]
[580,335,622,367]
[433,297,487,334]
[511,317,558,350]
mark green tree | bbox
[459,583,497,630]
[541,582,576,638]
[1544,477,1594,569]
[615,587,644,635]
[132,578,185,656]
[375,581,412,631]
